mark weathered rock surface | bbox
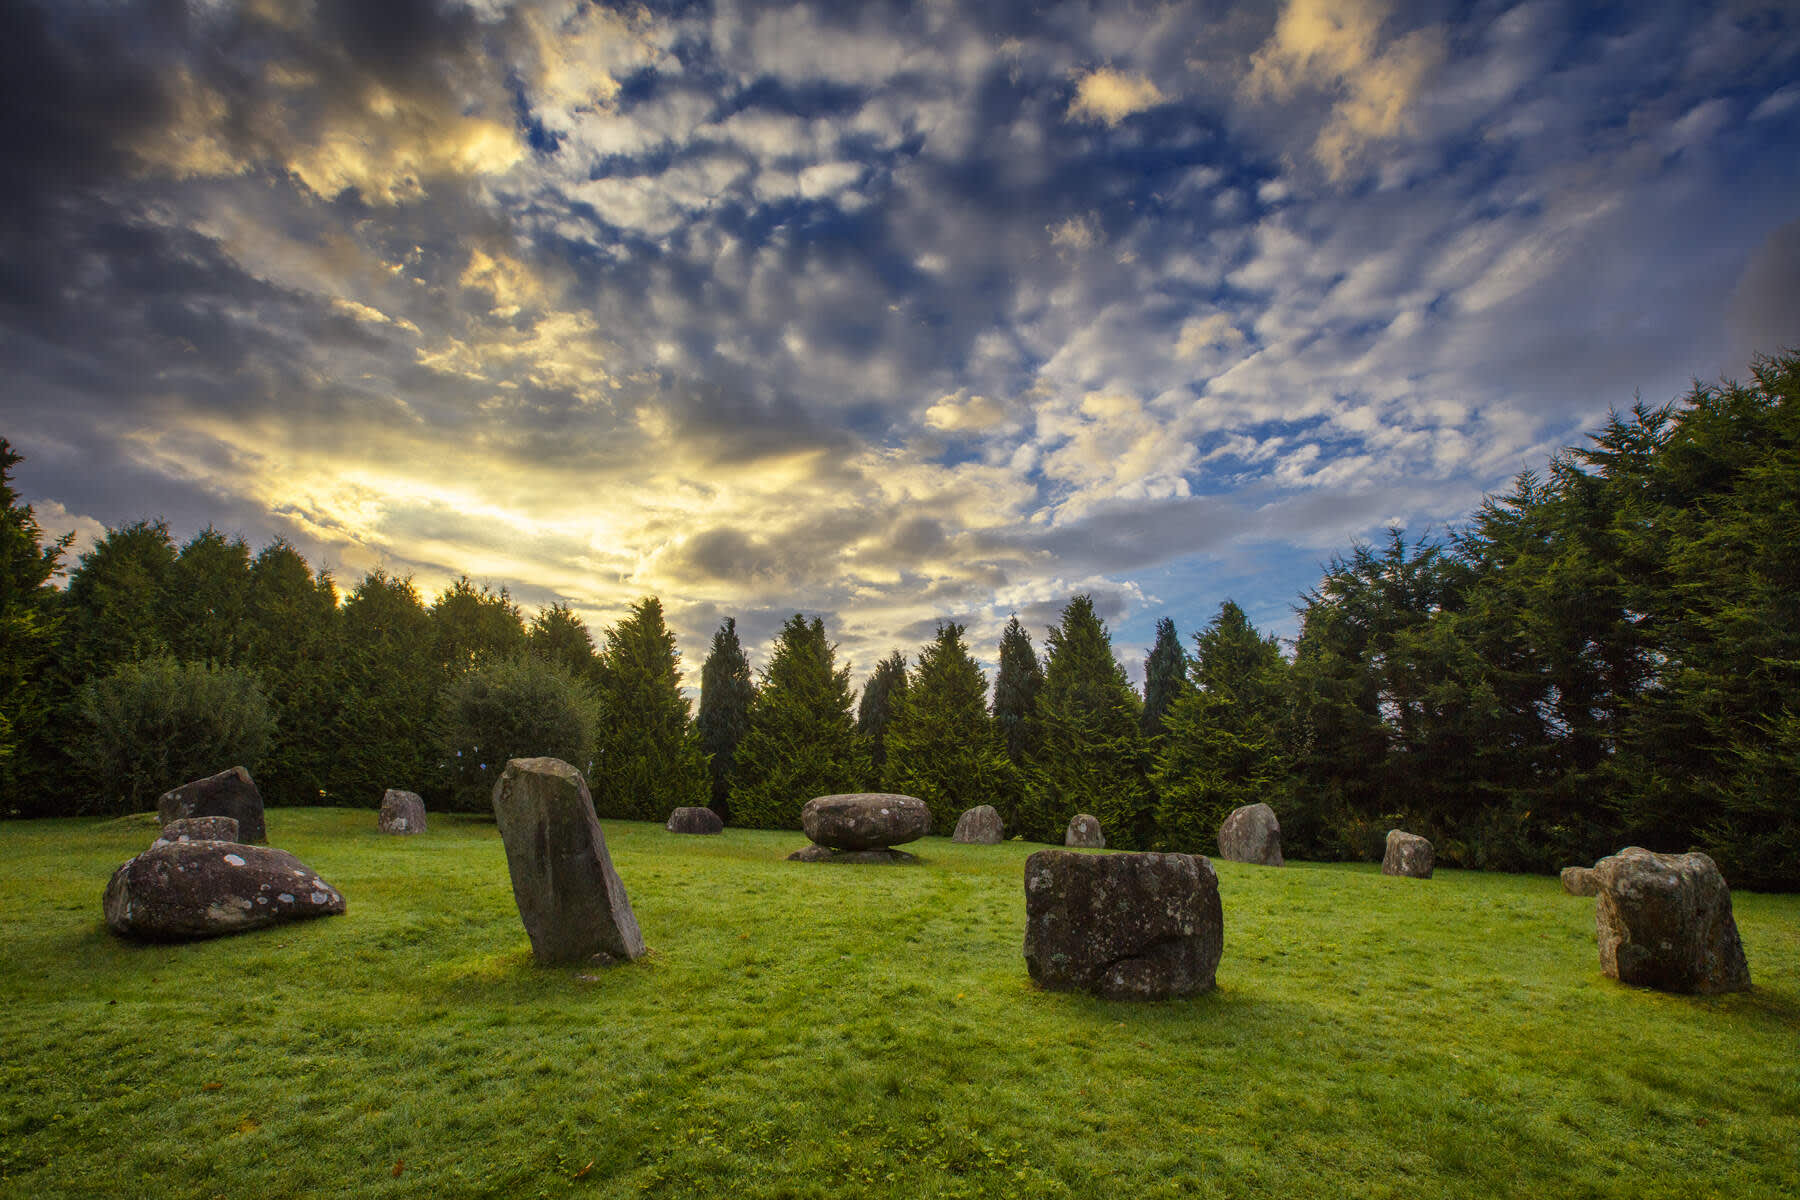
[1064,813,1104,848]
[491,757,645,965]
[666,806,724,835]
[157,767,267,844]
[786,844,920,865]
[952,805,1004,844]
[1382,830,1435,878]
[1562,866,1600,897]
[1023,850,1223,1000]
[154,816,240,846]
[1217,803,1283,866]
[104,841,344,941]
[378,789,427,835]
[1594,847,1750,994]
[801,793,930,850]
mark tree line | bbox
[2,354,1795,887]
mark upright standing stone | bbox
[379,789,428,834]
[158,767,267,845]
[1382,830,1434,878]
[1217,803,1283,866]
[491,757,645,965]
[952,805,1004,844]
[1023,850,1224,1000]
[1594,847,1750,994]
[154,816,241,846]
[1064,813,1104,848]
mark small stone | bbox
[157,767,266,844]
[1217,803,1283,866]
[666,806,724,835]
[104,842,344,941]
[378,789,427,835]
[1382,830,1434,878]
[153,816,241,847]
[951,805,1004,844]
[801,793,930,850]
[1064,814,1104,848]
[1594,847,1750,994]
[1561,866,1600,897]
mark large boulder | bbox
[1217,803,1283,866]
[157,767,266,845]
[666,806,724,835]
[491,757,645,965]
[1562,866,1600,897]
[154,816,240,846]
[952,805,1004,844]
[104,841,344,941]
[1023,850,1224,1000]
[1594,847,1750,994]
[801,793,930,851]
[379,789,427,835]
[1064,814,1104,848]
[1382,830,1434,878]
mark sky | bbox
[3,0,1798,688]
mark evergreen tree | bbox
[526,602,600,683]
[588,597,708,821]
[429,576,525,681]
[329,570,435,804]
[437,653,598,812]
[243,540,339,807]
[695,617,754,820]
[992,615,1044,767]
[731,614,865,829]
[0,439,71,812]
[857,650,908,783]
[59,520,177,672]
[165,527,252,665]
[883,623,1015,835]
[1141,616,1190,739]
[1020,596,1151,846]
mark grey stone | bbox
[1217,802,1283,866]
[787,844,920,865]
[157,767,266,844]
[1023,850,1224,1000]
[1064,813,1104,848]
[666,806,724,835]
[379,789,427,835]
[103,841,344,941]
[801,793,930,850]
[491,757,645,966]
[1594,847,1750,994]
[1561,866,1600,897]
[1382,830,1434,878]
[952,805,1004,844]
[154,816,240,846]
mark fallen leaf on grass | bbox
[573,1161,594,1179]
[392,1159,405,1177]
[202,1082,222,1092]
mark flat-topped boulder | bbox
[1024,850,1224,1000]
[157,767,266,845]
[666,806,724,835]
[154,816,240,846]
[378,789,427,834]
[104,841,344,941]
[1064,813,1104,848]
[953,805,1004,844]
[1562,866,1600,897]
[492,757,645,966]
[1382,830,1434,878]
[801,793,930,851]
[1594,847,1750,994]
[1217,803,1283,866]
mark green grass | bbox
[2,809,1796,1199]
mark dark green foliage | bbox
[327,570,436,805]
[59,520,177,673]
[526,602,600,683]
[430,577,526,680]
[79,657,273,815]
[0,440,70,805]
[435,653,599,812]
[882,624,1016,835]
[857,650,908,782]
[243,541,339,807]
[695,617,754,819]
[165,528,252,665]
[731,614,866,829]
[1141,616,1190,739]
[1020,596,1150,846]
[588,597,708,822]
[992,615,1043,767]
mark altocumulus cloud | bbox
[3,0,1797,682]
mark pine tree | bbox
[1020,596,1151,846]
[883,623,1015,836]
[1141,616,1190,739]
[992,615,1044,767]
[731,614,866,829]
[243,540,340,807]
[588,597,708,821]
[695,617,754,820]
[857,650,908,783]
[0,439,71,811]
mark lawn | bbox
[2,809,1796,1199]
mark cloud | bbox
[1068,68,1165,126]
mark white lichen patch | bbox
[310,891,331,904]
[223,853,247,867]
[278,893,295,903]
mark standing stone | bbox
[378,789,428,835]
[800,794,931,850]
[1382,830,1434,878]
[157,767,266,844]
[1561,866,1600,897]
[1217,803,1283,866]
[1064,813,1104,848]
[154,816,241,846]
[104,841,344,941]
[1594,847,1750,994]
[666,806,724,835]
[1023,850,1224,1000]
[952,805,1004,844]
[491,758,645,965]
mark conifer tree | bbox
[883,623,1015,835]
[731,614,865,828]
[429,576,525,682]
[588,597,708,821]
[165,527,252,665]
[0,439,71,811]
[857,650,908,782]
[1020,596,1151,846]
[696,617,754,819]
[243,540,339,807]
[992,615,1044,767]
[526,602,600,683]
[329,569,435,804]
[1141,616,1190,739]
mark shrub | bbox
[435,653,598,812]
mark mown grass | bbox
[2,809,1796,1199]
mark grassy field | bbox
[2,809,1796,1199]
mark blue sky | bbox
[3,0,1797,685]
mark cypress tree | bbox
[883,623,1015,836]
[165,527,253,665]
[731,614,865,829]
[992,615,1044,767]
[243,540,339,807]
[329,570,435,804]
[696,617,754,820]
[857,650,908,782]
[589,597,708,822]
[1141,616,1190,739]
